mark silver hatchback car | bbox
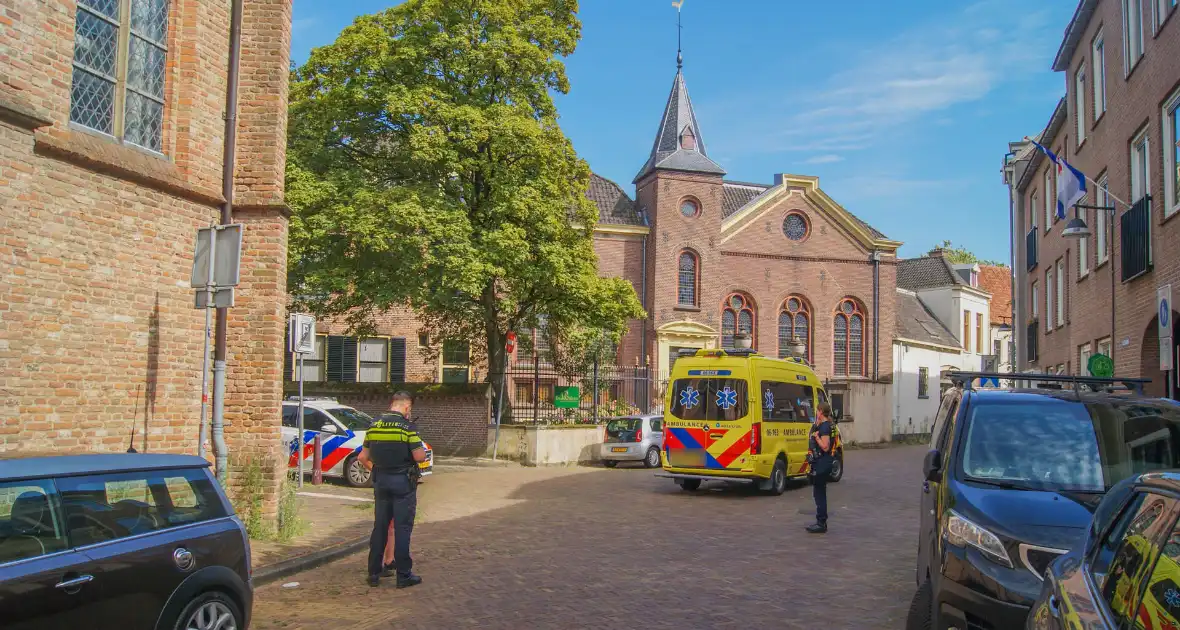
[600,414,664,468]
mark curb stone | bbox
[252,534,369,586]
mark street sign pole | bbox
[288,313,316,486]
[197,226,217,459]
[297,351,305,488]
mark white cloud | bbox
[804,154,844,164]
[709,0,1060,156]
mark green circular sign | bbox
[1089,354,1114,378]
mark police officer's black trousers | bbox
[368,470,416,579]
[812,457,831,524]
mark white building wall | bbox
[892,341,974,436]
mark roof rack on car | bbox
[946,371,1150,396]
[677,348,759,358]
[285,396,338,402]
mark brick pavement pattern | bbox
[251,445,923,630]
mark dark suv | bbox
[907,372,1180,630]
[0,454,252,630]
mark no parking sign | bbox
[1160,285,1172,338]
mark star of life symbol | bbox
[1166,587,1180,609]
[716,386,738,410]
[679,386,701,409]
[763,390,774,410]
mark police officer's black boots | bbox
[805,522,828,534]
[367,575,380,588]
[397,573,423,589]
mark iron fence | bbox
[489,360,654,424]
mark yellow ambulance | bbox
[660,348,842,494]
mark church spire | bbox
[633,5,725,184]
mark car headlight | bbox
[944,510,1013,568]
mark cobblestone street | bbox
[251,445,924,630]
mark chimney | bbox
[929,248,945,258]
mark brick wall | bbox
[1018,0,1180,388]
[290,385,492,457]
[592,233,647,365]
[0,0,292,513]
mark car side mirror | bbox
[923,449,943,483]
[320,423,338,434]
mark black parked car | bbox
[907,372,1180,630]
[0,454,252,630]
[1027,471,1180,630]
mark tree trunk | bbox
[482,281,507,424]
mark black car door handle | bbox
[922,481,930,494]
[55,575,94,590]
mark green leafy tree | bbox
[286,0,644,408]
[927,240,1007,267]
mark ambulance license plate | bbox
[611,447,628,453]
[673,449,707,467]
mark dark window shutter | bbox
[327,336,346,381]
[390,338,407,383]
[284,346,293,382]
[340,337,358,383]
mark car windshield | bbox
[668,378,748,422]
[329,407,374,431]
[961,399,1180,492]
[606,418,641,438]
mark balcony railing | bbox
[1121,195,1152,281]
[1026,227,1038,271]
[1026,321,1039,363]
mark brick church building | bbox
[307,56,903,406]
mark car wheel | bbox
[768,458,788,496]
[175,590,243,630]
[905,579,933,630]
[677,479,701,491]
[644,447,661,469]
[829,451,844,483]
[344,454,373,488]
[603,460,619,468]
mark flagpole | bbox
[1022,136,1131,209]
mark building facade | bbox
[299,56,902,415]
[1007,0,1180,395]
[0,1,293,501]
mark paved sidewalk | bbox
[250,465,595,580]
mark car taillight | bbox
[750,423,761,455]
[635,428,643,443]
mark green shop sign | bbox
[1088,354,1114,378]
[554,386,581,409]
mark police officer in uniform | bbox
[358,391,425,588]
[806,402,836,534]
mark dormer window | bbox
[680,126,696,151]
[970,270,979,287]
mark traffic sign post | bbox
[288,314,315,488]
[1161,286,1174,398]
[192,224,244,461]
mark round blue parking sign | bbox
[1163,300,1171,328]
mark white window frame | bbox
[1056,260,1066,328]
[357,337,391,383]
[1155,0,1177,32]
[1097,337,1113,358]
[292,334,327,382]
[1032,281,1040,319]
[1164,88,1180,217]
[1075,65,1087,146]
[1031,192,1039,231]
[1092,31,1107,120]
[1124,0,1145,75]
[1132,129,1151,203]
[1078,211,1090,278]
[1080,342,1092,375]
[1097,176,1110,264]
[1046,269,1054,332]
[1044,170,1054,229]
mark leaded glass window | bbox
[70,0,170,152]
[778,296,810,360]
[783,213,809,241]
[678,251,697,306]
[834,298,866,377]
[721,293,755,349]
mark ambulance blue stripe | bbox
[669,427,702,449]
[705,453,725,469]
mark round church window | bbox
[680,199,700,218]
[783,213,809,241]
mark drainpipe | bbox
[639,222,649,413]
[212,0,243,483]
[871,250,881,381]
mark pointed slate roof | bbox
[633,69,726,183]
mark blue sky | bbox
[290,0,1077,261]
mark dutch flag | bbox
[1028,138,1087,220]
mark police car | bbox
[281,397,433,487]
